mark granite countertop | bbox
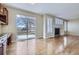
[0,33,11,44]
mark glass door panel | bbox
[16,15,36,41]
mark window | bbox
[55,18,63,25]
[16,15,36,33]
[47,16,52,33]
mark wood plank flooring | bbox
[6,35,79,55]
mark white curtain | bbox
[47,16,53,34]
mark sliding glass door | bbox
[16,15,36,41]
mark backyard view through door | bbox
[16,15,36,41]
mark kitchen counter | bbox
[0,33,11,55]
[0,33,7,44]
[0,33,11,43]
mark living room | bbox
[0,3,79,55]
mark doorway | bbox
[16,15,36,41]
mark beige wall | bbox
[1,5,65,42]
[2,6,43,42]
[68,19,79,36]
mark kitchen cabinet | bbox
[0,40,7,55]
[0,34,7,55]
[0,33,11,55]
[0,4,8,25]
[0,33,12,55]
[0,44,3,55]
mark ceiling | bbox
[4,3,79,20]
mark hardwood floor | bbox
[6,35,79,55]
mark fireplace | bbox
[55,28,60,36]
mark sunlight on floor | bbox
[16,34,36,40]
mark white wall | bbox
[2,6,43,42]
[68,19,79,36]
